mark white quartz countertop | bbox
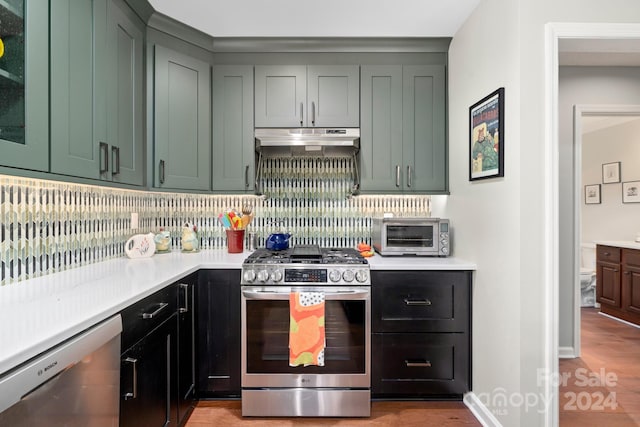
[0,249,474,376]
[594,241,640,251]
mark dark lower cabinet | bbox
[120,313,178,427]
[119,275,197,427]
[197,270,241,397]
[371,270,472,398]
[177,273,198,424]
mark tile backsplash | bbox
[1,173,430,285]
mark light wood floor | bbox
[186,400,481,426]
[559,308,640,426]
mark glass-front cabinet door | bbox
[0,0,48,171]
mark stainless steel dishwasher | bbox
[0,315,122,426]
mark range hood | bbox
[255,128,360,157]
[254,128,361,196]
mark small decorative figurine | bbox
[181,222,199,252]
[154,228,171,252]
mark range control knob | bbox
[271,270,283,283]
[257,270,270,282]
[355,269,369,283]
[441,247,449,255]
[329,270,342,283]
[243,270,256,283]
[342,269,355,283]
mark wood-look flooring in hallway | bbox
[559,308,640,426]
[186,400,481,426]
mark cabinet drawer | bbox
[372,271,470,333]
[623,249,640,267]
[121,285,178,352]
[372,333,469,396]
[597,245,621,263]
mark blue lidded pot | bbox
[265,233,291,251]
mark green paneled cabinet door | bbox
[212,65,254,192]
[0,0,49,171]
[403,65,446,193]
[50,0,144,185]
[255,65,359,128]
[360,64,447,193]
[154,45,211,190]
[360,65,403,192]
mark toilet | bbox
[580,244,597,307]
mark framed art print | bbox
[584,184,601,204]
[469,87,505,181]
[602,161,621,184]
[622,181,640,203]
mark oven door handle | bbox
[242,290,369,300]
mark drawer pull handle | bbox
[179,283,190,313]
[123,357,138,400]
[405,360,432,368]
[624,271,630,275]
[404,298,432,306]
[604,252,611,256]
[142,302,168,319]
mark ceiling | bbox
[147,0,482,37]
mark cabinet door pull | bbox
[312,101,316,126]
[405,360,432,368]
[407,165,412,188]
[624,271,630,275]
[123,357,138,400]
[99,142,109,173]
[245,165,250,188]
[159,160,166,184]
[300,102,304,126]
[614,269,619,273]
[604,252,611,256]
[404,298,432,306]
[395,165,401,187]
[111,146,120,175]
[179,283,190,313]
[142,302,168,319]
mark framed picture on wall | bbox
[602,161,621,184]
[622,181,640,203]
[469,87,505,181]
[585,184,601,204]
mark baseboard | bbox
[599,312,640,329]
[558,346,576,359]
[463,392,503,427]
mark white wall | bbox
[448,0,522,425]
[582,119,640,241]
[450,1,640,426]
[558,66,640,348]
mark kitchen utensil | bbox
[241,205,253,229]
[265,232,291,251]
[246,231,259,251]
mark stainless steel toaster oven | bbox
[372,217,450,257]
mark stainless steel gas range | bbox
[240,245,371,417]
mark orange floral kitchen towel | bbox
[289,292,325,367]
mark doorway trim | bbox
[546,22,640,427]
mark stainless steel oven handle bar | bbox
[242,289,369,300]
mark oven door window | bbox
[386,225,434,248]
[246,300,366,374]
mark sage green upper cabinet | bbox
[403,65,446,193]
[0,0,49,171]
[50,0,144,185]
[307,65,359,127]
[104,0,144,186]
[212,65,254,192]
[154,45,211,190]
[360,65,403,192]
[360,64,447,194]
[254,65,359,128]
